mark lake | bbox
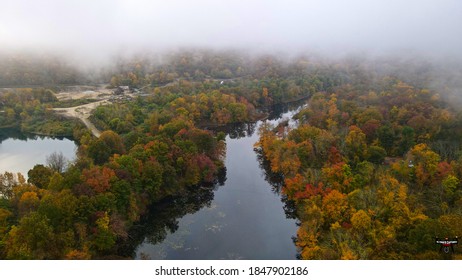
[0,102,304,260]
[133,102,304,260]
[0,128,77,177]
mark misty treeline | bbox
[256,57,462,259]
[1,49,462,259]
[2,49,461,99]
[0,53,88,86]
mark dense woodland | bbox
[0,87,81,135]
[256,60,462,259]
[1,50,462,259]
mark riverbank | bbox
[0,125,74,139]
[197,94,311,130]
[134,103,301,259]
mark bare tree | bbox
[46,151,68,173]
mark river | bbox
[0,128,76,177]
[133,102,304,260]
[0,103,304,260]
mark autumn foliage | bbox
[258,71,462,259]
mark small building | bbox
[114,86,130,95]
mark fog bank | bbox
[1,0,461,62]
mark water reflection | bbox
[0,127,70,143]
[117,180,223,259]
[267,100,307,122]
[0,128,76,176]
[209,122,257,139]
[255,149,298,220]
[132,99,307,260]
[259,100,307,221]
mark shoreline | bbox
[198,94,311,130]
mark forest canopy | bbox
[256,55,462,259]
[1,50,462,259]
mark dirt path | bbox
[50,82,182,137]
[47,76,259,138]
[53,100,111,138]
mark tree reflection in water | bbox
[255,148,297,220]
[118,99,306,259]
[116,167,227,259]
[209,121,257,139]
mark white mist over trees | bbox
[0,0,461,61]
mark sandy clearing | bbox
[54,87,113,101]
[53,100,111,137]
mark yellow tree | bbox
[345,125,367,165]
[18,191,39,217]
[408,143,441,188]
[322,190,349,226]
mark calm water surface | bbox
[0,129,76,177]
[2,105,304,260]
[134,104,304,259]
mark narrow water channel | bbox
[135,104,303,260]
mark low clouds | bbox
[1,0,461,59]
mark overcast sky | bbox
[1,0,461,59]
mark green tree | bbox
[27,165,54,189]
[367,145,387,164]
[397,126,415,155]
[6,212,68,259]
[377,125,395,154]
